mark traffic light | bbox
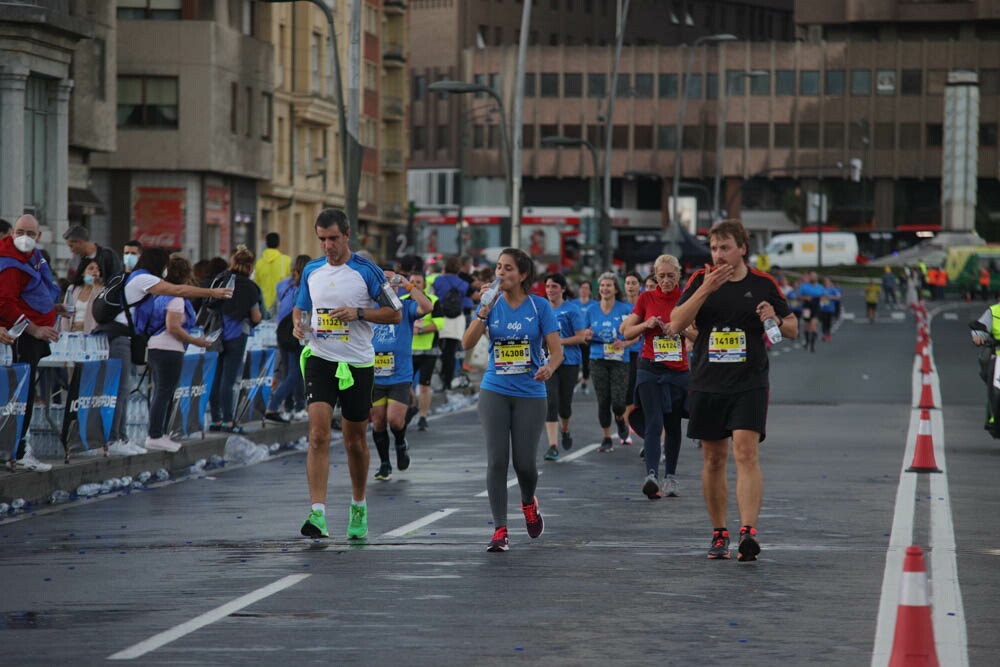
[850,158,863,182]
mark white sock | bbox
[351,499,366,508]
[311,503,325,514]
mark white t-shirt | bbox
[148,296,186,352]
[114,272,161,327]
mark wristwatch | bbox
[357,308,365,321]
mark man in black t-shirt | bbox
[671,220,797,563]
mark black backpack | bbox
[440,286,463,318]
[91,272,130,324]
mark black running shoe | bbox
[543,445,559,461]
[417,416,428,431]
[616,418,630,444]
[738,526,760,562]
[707,529,731,559]
[561,431,573,451]
[396,440,410,471]
[598,437,614,453]
[642,474,661,500]
[374,462,392,481]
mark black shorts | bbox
[303,355,375,423]
[372,381,411,406]
[413,354,437,387]
[686,387,769,443]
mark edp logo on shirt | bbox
[507,321,523,332]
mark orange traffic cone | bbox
[920,351,932,375]
[888,546,940,667]
[917,374,936,410]
[906,409,942,473]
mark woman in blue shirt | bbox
[266,254,312,423]
[570,280,597,394]
[542,273,588,461]
[585,272,639,452]
[462,248,563,553]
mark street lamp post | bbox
[714,70,768,220]
[429,80,514,247]
[541,135,603,270]
[672,34,737,255]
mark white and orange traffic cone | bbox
[906,409,942,473]
[888,545,940,667]
[917,374,936,410]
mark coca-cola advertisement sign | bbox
[132,186,185,249]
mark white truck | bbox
[762,232,859,268]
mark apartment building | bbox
[257,0,410,263]
[0,0,106,272]
[89,0,274,263]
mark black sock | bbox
[391,427,407,449]
[373,429,390,463]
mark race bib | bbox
[603,342,624,362]
[494,338,531,375]
[653,335,683,363]
[802,307,813,319]
[708,329,747,363]
[315,308,349,340]
[374,352,395,377]
[820,297,830,307]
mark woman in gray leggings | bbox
[462,248,563,552]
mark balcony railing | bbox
[385,0,406,15]
[382,95,404,119]
[382,148,404,171]
[383,41,405,64]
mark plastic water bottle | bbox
[390,274,409,290]
[154,468,170,482]
[136,471,152,484]
[299,311,310,346]
[480,278,501,310]
[381,279,403,310]
[11,498,26,511]
[225,274,236,291]
[50,490,71,505]
[9,314,30,339]
[764,317,782,344]
[76,483,101,497]
[0,503,9,515]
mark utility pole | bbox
[509,0,533,250]
[601,0,630,271]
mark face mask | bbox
[13,235,36,253]
[123,254,138,270]
[83,275,95,286]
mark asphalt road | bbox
[1,290,996,666]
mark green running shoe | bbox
[301,509,329,538]
[347,503,368,540]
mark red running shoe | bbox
[487,526,509,552]
[521,497,544,538]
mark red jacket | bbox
[0,236,59,328]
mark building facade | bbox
[0,0,99,273]
[90,0,274,264]
[257,0,410,263]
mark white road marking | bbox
[942,312,958,320]
[476,471,542,497]
[108,574,311,660]
[382,508,460,538]
[557,443,600,462]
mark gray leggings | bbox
[478,388,547,526]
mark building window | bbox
[824,123,844,149]
[634,125,653,149]
[775,70,795,95]
[231,82,239,133]
[564,73,582,97]
[413,126,426,151]
[981,69,1000,96]
[800,70,819,95]
[876,70,896,95]
[612,125,629,149]
[798,123,819,148]
[725,123,743,148]
[927,70,947,95]
[825,70,844,96]
[524,73,536,97]
[116,0,182,20]
[522,124,535,148]
[851,69,871,96]
[749,123,769,148]
[261,92,273,141]
[634,73,653,98]
[117,75,179,128]
[774,123,793,148]
[413,75,426,101]
[900,69,922,96]
[658,73,678,98]
[540,73,559,97]
[540,124,559,145]
[245,86,253,137]
[472,125,485,149]
[750,73,770,96]
[588,73,606,98]
[726,70,747,96]
[684,74,702,99]
[436,124,449,151]
[23,77,49,215]
[94,39,107,100]
[981,123,998,147]
[706,73,718,100]
[926,123,943,147]
[616,73,631,97]
[657,125,677,150]
[874,122,894,149]
[682,125,701,149]
[899,123,921,149]
[310,33,321,93]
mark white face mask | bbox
[13,235,36,253]
[123,254,138,270]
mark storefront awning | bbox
[68,187,105,216]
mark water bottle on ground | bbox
[50,490,71,505]
[11,498,26,511]
[76,484,101,497]
[764,317,782,344]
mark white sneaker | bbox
[17,452,52,472]
[108,441,146,456]
[145,436,181,453]
[291,409,309,421]
[125,441,148,455]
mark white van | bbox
[763,232,858,268]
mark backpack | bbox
[91,272,131,324]
[194,272,228,336]
[440,286,463,318]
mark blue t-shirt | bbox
[552,300,586,366]
[478,294,559,399]
[586,300,634,362]
[820,286,841,313]
[797,282,825,310]
[569,297,598,323]
[372,299,419,385]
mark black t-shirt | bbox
[678,268,790,393]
